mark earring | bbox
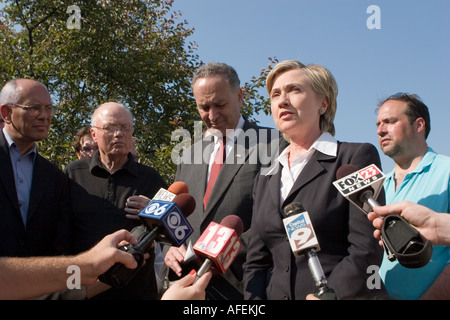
[319,109,324,115]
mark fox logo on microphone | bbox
[333,164,385,214]
[333,164,384,195]
[139,199,193,246]
[283,211,320,258]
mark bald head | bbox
[0,79,53,153]
[91,102,133,127]
[0,79,51,107]
[90,102,135,170]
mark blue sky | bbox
[172,0,450,172]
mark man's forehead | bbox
[379,100,408,114]
[16,80,51,103]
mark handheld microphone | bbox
[152,181,189,201]
[193,215,244,281]
[138,193,195,246]
[333,164,432,268]
[100,193,195,287]
[333,164,385,214]
[126,181,190,247]
[283,203,339,300]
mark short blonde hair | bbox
[266,60,338,136]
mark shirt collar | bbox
[264,132,337,176]
[204,115,245,144]
[413,147,436,173]
[386,147,437,181]
[2,127,37,158]
[89,150,137,176]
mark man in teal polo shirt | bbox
[376,93,450,300]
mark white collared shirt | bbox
[205,116,245,182]
[274,132,337,202]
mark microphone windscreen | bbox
[168,181,189,195]
[283,202,305,217]
[220,215,244,237]
[173,193,196,217]
[336,164,358,180]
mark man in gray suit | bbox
[164,62,282,299]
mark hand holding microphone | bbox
[333,164,432,268]
[100,193,195,287]
[283,203,339,300]
[125,181,189,219]
[369,201,450,246]
[193,215,244,281]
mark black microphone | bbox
[334,164,432,268]
[99,193,195,287]
[283,203,339,300]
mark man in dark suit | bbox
[0,79,70,258]
[164,62,283,299]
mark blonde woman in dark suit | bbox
[243,60,386,300]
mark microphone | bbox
[193,215,244,281]
[333,164,432,268]
[138,193,195,247]
[333,164,386,214]
[152,181,189,201]
[283,202,338,300]
[99,193,195,287]
[126,181,190,247]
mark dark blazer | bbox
[0,130,70,257]
[243,141,386,300]
[172,118,284,299]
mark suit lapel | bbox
[27,154,49,222]
[0,132,21,215]
[282,150,335,209]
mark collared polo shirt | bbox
[379,147,450,299]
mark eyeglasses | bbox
[10,103,56,115]
[92,124,134,134]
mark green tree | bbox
[0,0,275,181]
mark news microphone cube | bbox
[193,221,243,274]
[152,188,176,201]
[333,164,385,214]
[283,210,320,258]
[138,199,193,246]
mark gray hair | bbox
[0,80,20,106]
[191,62,241,92]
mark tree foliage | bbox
[0,0,275,181]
